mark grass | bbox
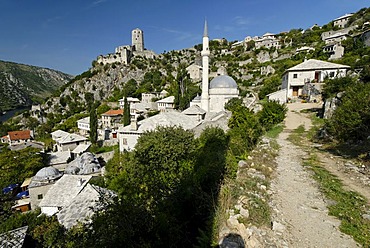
[303,153,370,247]
[287,124,306,145]
[265,124,284,139]
[90,144,118,154]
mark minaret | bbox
[201,20,210,112]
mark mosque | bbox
[118,21,240,151]
[190,20,239,113]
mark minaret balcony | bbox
[201,50,210,56]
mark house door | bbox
[315,71,321,82]
[292,86,299,97]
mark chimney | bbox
[130,116,138,131]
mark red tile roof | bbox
[102,109,123,116]
[8,130,31,141]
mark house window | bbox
[122,138,127,145]
[38,194,43,200]
[293,74,298,79]
[329,72,335,78]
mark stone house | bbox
[186,64,202,81]
[323,43,345,60]
[51,130,89,152]
[255,33,281,49]
[28,166,63,210]
[56,183,115,229]
[118,97,140,109]
[323,32,349,44]
[77,117,90,136]
[333,13,353,28]
[281,59,350,99]
[156,96,175,112]
[1,130,33,145]
[39,174,92,216]
[353,29,370,47]
[101,109,123,129]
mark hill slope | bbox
[0,60,73,112]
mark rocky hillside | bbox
[29,7,369,132]
[0,60,73,112]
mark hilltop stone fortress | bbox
[97,28,157,65]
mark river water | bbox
[0,106,31,122]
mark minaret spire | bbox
[201,20,210,112]
[203,19,208,37]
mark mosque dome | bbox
[65,152,101,175]
[34,166,63,181]
[209,75,238,89]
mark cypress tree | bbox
[90,104,98,144]
[123,97,131,126]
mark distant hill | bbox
[0,60,73,113]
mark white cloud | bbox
[233,16,250,26]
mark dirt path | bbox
[315,153,370,203]
[270,103,359,247]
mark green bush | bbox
[258,100,287,131]
[322,76,356,100]
[325,82,370,142]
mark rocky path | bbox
[270,103,359,247]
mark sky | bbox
[0,0,368,75]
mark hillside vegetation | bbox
[0,60,73,112]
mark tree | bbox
[0,147,45,190]
[89,103,98,144]
[123,97,130,126]
[170,64,200,110]
[132,126,197,204]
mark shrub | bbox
[325,82,370,142]
[258,100,287,131]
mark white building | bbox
[333,13,353,28]
[323,43,345,60]
[118,97,140,109]
[255,33,281,49]
[281,59,350,98]
[156,96,175,112]
[77,117,90,135]
[118,111,200,151]
[51,130,89,152]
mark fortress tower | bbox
[132,28,144,52]
[200,20,210,112]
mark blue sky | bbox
[0,0,368,75]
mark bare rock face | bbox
[256,51,271,63]
[323,94,342,119]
